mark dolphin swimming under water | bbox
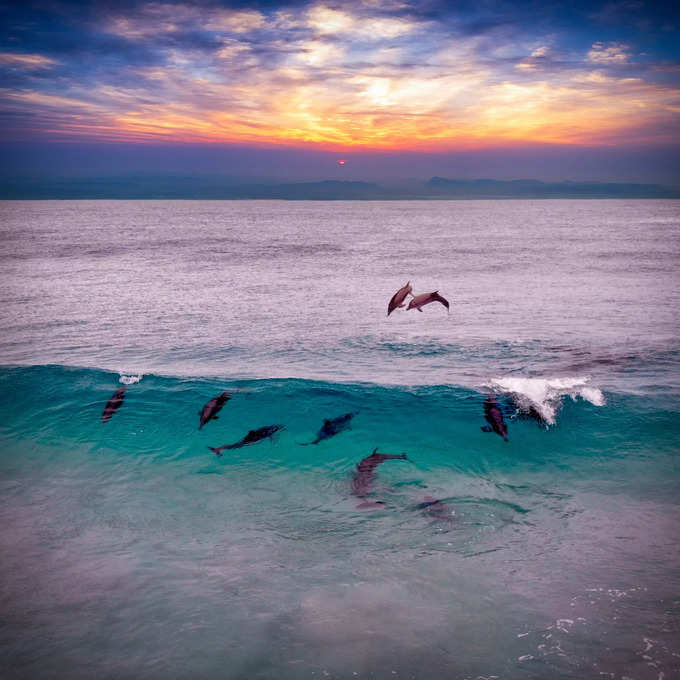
[508,399,547,427]
[482,396,508,441]
[352,448,408,507]
[387,281,413,316]
[199,392,231,429]
[300,412,357,445]
[208,424,284,456]
[415,495,455,524]
[407,291,450,313]
[101,386,126,423]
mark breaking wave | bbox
[119,373,144,385]
[484,376,605,425]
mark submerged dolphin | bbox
[208,424,284,456]
[387,281,413,316]
[407,291,450,313]
[352,448,408,502]
[301,412,357,445]
[505,396,547,427]
[415,495,454,524]
[481,396,508,441]
[101,386,126,423]
[199,392,231,429]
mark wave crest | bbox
[119,374,143,385]
[485,376,605,425]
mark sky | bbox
[1,0,679,183]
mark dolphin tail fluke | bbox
[208,446,222,457]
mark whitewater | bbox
[0,199,679,680]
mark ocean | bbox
[0,199,678,679]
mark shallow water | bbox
[0,200,679,679]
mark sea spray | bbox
[119,374,143,385]
[484,376,605,425]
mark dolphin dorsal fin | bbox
[372,447,378,454]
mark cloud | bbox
[516,45,552,71]
[105,4,266,40]
[0,53,57,69]
[587,42,631,64]
[0,0,678,152]
[295,40,345,66]
[306,4,417,40]
[205,10,266,34]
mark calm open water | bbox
[0,199,679,679]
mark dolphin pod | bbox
[97,274,524,520]
[208,424,284,456]
[300,411,357,445]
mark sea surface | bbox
[0,199,679,679]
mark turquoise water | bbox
[1,200,679,679]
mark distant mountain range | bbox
[425,177,679,198]
[1,176,678,199]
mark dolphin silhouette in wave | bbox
[199,392,231,429]
[481,396,508,441]
[101,386,126,423]
[209,424,284,456]
[300,412,357,445]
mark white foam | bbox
[484,376,605,425]
[119,374,143,385]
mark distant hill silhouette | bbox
[425,177,678,198]
[0,175,677,199]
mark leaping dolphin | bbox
[481,396,508,441]
[199,392,231,429]
[300,412,357,445]
[387,281,413,316]
[352,448,408,502]
[209,424,284,456]
[407,291,450,313]
[101,386,126,423]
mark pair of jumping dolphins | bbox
[387,281,450,316]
